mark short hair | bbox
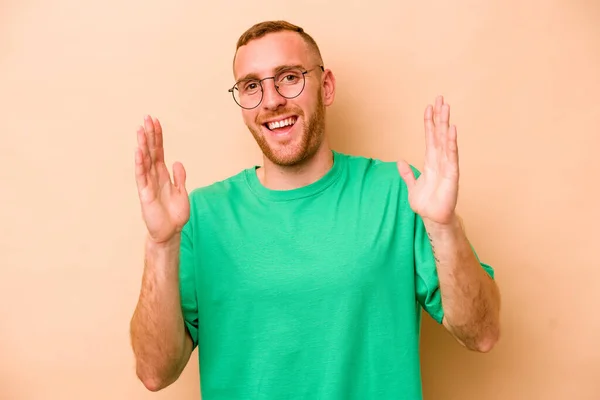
[234,20,324,66]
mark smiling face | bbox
[233,30,335,167]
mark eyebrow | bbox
[236,64,306,83]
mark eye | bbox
[278,70,302,85]
[241,80,260,93]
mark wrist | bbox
[145,233,181,252]
[422,213,462,237]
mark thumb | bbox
[172,161,187,193]
[396,160,416,190]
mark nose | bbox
[261,78,286,110]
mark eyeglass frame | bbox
[228,65,325,110]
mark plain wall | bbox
[2,0,599,399]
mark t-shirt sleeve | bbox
[179,219,199,348]
[409,167,495,324]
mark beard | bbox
[247,91,326,167]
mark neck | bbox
[257,144,334,190]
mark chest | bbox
[194,193,415,305]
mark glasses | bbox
[228,65,324,109]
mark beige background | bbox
[2,0,599,399]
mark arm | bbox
[130,115,194,391]
[397,95,501,352]
[423,215,501,352]
[130,234,194,391]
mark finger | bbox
[397,160,416,191]
[439,103,450,127]
[438,103,450,152]
[144,115,157,162]
[134,147,147,192]
[424,104,436,149]
[172,162,187,193]
[434,95,444,125]
[153,117,163,147]
[447,124,459,170]
[153,117,165,163]
[137,126,152,172]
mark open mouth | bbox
[263,116,298,133]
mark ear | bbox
[321,68,336,106]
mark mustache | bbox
[256,108,304,125]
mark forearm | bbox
[130,234,192,391]
[424,214,501,352]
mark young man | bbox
[130,20,501,400]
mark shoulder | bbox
[181,168,253,236]
[184,167,254,221]
[336,151,420,188]
[188,169,247,203]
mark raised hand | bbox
[397,95,459,226]
[135,115,190,244]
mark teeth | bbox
[267,117,296,130]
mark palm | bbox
[135,115,190,243]
[397,96,459,225]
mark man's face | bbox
[233,31,334,167]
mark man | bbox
[130,20,501,400]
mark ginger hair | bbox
[234,20,324,67]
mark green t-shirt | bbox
[179,150,494,400]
